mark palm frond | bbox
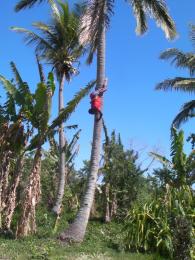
[172,100,195,129]
[156,77,195,93]
[160,48,195,75]
[15,0,47,12]
[36,54,46,83]
[13,2,83,81]
[79,0,114,63]
[142,0,176,39]
[128,0,147,35]
[11,27,53,54]
[49,0,62,26]
[49,80,95,130]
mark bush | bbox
[123,201,173,258]
[123,186,194,259]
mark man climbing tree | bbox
[88,78,108,120]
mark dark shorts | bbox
[88,108,97,114]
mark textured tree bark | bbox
[0,151,11,228]
[110,193,117,218]
[90,193,96,219]
[59,25,106,243]
[104,183,111,223]
[52,73,67,215]
[3,156,24,229]
[16,147,42,238]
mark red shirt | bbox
[91,96,102,110]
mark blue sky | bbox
[0,1,194,172]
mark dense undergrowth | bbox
[0,218,165,260]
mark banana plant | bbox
[0,59,95,237]
[16,73,95,237]
[0,62,33,230]
[16,69,55,237]
[150,128,195,187]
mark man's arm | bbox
[98,78,108,96]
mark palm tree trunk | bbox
[3,155,24,230]
[90,193,96,219]
[52,73,67,215]
[16,147,42,238]
[59,25,106,243]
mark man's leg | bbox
[88,108,96,114]
[96,110,102,121]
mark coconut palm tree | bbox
[156,24,195,128]
[58,0,176,243]
[12,1,84,215]
[15,0,176,243]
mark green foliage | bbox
[150,129,195,187]
[124,129,195,258]
[80,0,176,64]
[13,1,84,81]
[124,201,172,257]
[172,216,192,260]
[156,25,195,129]
[0,221,164,260]
[123,185,194,258]
[101,129,146,219]
[15,0,47,12]
[187,133,195,149]
[50,80,95,130]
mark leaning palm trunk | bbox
[16,147,42,238]
[3,155,24,230]
[52,74,67,215]
[59,26,106,243]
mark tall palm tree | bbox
[156,24,195,128]
[59,0,176,243]
[12,1,84,215]
[15,0,176,243]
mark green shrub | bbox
[123,201,173,258]
[123,185,194,259]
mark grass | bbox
[0,220,165,260]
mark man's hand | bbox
[103,78,108,88]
